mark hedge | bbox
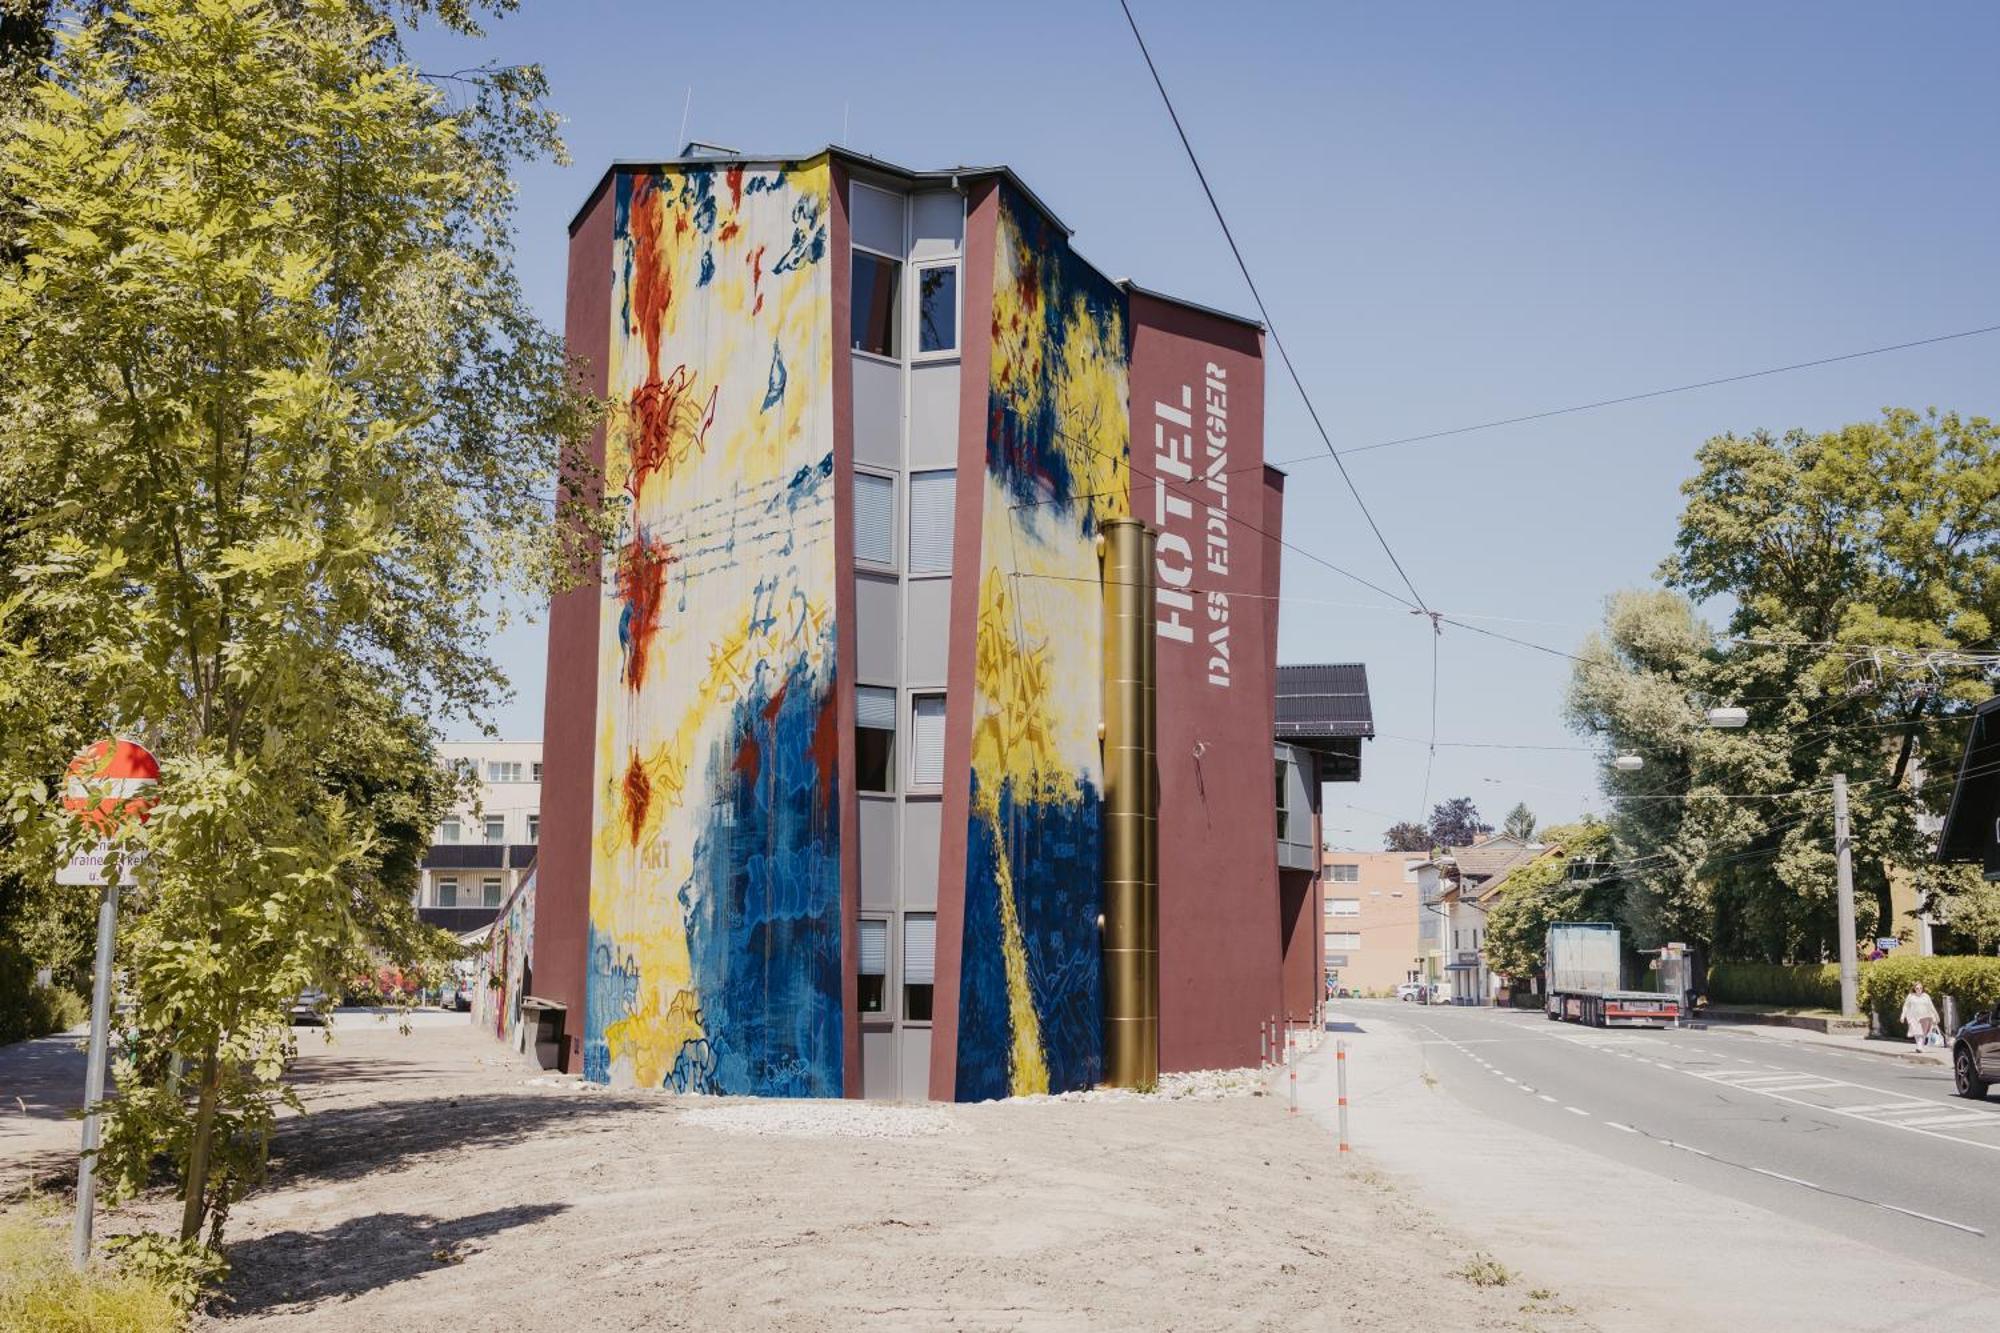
[1708,955,2000,1033]
[1706,962,1842,1010]
[1859,955,2000,1034]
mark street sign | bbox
[58,739,158,887]
[59,736,157,1272]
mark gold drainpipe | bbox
[1100,517,1158,1088]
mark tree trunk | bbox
[179,1047,220,1244]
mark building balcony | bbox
[417,904,501,934]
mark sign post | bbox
[59,739,159,1272]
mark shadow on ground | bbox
[217,1203,569,1315]
[265,1088,653,1186]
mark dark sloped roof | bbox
[1938,696,2000,866]
[1275,663,1374,741]
[1445,842,1554,902]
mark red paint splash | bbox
[732,733,761,782]
[615,533,677,690]
[748,244,766,317]
[809,691,839,814]
[718,219,740,243]
[622,751,652,846]
[629,177,673,381]
[626,363,718,502]
[1014,253,1041,312]
[725,165,745,210]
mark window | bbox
[851,251,900,357]
[856,686,896,793]
[907,470,955,573]
[526,812,540,843]
[909,694,946,788]
[531,762,543,783]
[903,913,936,1021]
[1328,863,1359,883]
[436,877,458,908]
[855,471,895,567]
[1326,898,1360,918]
[1274,760,1289,840]
[1326,932,1361,950]
[1325,953,1351,969]
[482,877,503,907]
[438,817,461,844]
[483,815,506,845]
[916,263,958,354]
[487,760,523,783]
[858,918,888,1015]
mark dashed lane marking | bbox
[1565,1106,1590,1117]
[1605,1122,1637,1133]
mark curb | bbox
[1699,1022,1948,1068]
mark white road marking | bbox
[1538,1095,1558,1103]
[1605,1121,1637,1133]
[1663,1140,1711,1157]
[1504,1076,1518,1084]
[1565,1106,1590,1117]
[1898,1111,2000,1128]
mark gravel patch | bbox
[678,1101,963,1139]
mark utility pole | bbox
[1832,773,1858,1019]
[70,880,118,1270]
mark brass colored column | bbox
[1101,517,1158,1087]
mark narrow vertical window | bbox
[439,818,461,844]
[851,252,900,357]
[906,470,955,574]
[484,815,505,845]
[437,877,458,908]
[855,471,895,567]
[903,913,936,1021]
[858,918,888,1015]
[910,694,946,788]
[483,877,503,907]
[856,685,897,794]
[917,264,958,354]
[526,812,540,843]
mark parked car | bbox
[290,987,328,1024]
[1952,1006,1998,1099]
[1396,982,1427,1003]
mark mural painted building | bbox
[531,146,1368,1100]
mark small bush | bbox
[0,1206,184,1333]
[1451,1252,1516,1288]
[0,943,89,1045]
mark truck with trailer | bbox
[1545,921,1679,1028]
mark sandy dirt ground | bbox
[61,1020,1595,1331]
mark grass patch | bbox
[0,1204,184,1333]
[1450,1252,1516,1288]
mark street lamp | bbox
[1705,706,1748,728]
[1612,753,1644,772]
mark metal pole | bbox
[1833,773,1858,1020]
[1336,1039,1350,1153]
[71,880,118,1271]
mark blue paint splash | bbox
[956,773,1104,1101]
[762,339,787,411]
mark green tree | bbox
[1481,821,1619,984]
[0,0,595,1263]
[1502,802,1537,842]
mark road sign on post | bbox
[60,738,158,1272]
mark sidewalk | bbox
[1290,1007,1987,1332]
[1697,1016,1950,1067]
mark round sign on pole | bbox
[61,738,160,834]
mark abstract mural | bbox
[585,160,843,1096]
[474,868,536,1057]
[954,186,1130,1101]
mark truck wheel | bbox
[1955,1047,1990,1100]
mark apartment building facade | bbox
[526,144,1367,1101]
[1320,849,1426,995]
[416,741,541,935]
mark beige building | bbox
[1321,849,1428,995]
[416,741,542,933]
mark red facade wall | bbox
[536,175,617,1071]
[926,179,999,1100]
[1126,292,1279,1072]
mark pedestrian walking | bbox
[1899,982,1940,1051]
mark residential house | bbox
[1417,836,1557,1004]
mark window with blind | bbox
[907,469,955,573]
[903,913,936,1021]
[858,918,888,1014]
[855,471,895,567]
[855,685,896,794]
[1327,932,1361,949]
[909,694,946,788]
[436,877,457,908]
[482,877,503,907]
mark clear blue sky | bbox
[420,1,2000,847]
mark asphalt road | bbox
[1345,998,2000,1274]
